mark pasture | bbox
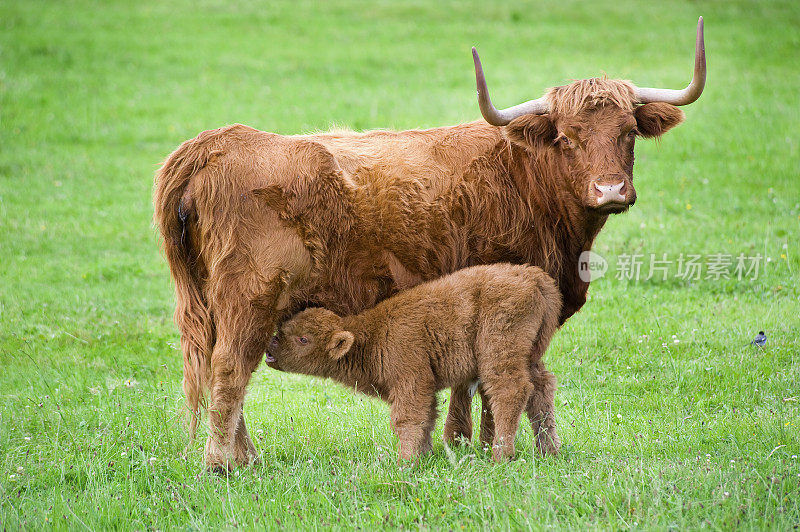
[1,0,798,529]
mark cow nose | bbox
[593,181,627,205]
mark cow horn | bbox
[472,47,549,126]
[473,18,706,125]
[634,17,706,106]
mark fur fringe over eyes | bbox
[547,78,636,116]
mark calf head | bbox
[265,307,354,375]
[472,17,705,215]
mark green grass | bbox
[1,0,799,529]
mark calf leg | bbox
[476,327,538,461]
[419,395,439,456]
[443,382,474,444]
[483,376,533,462]
[525,361,560,456]
[391,385,437,461]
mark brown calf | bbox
[265,264,562,461]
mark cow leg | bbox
[525,361,560,456]
[443,382,473,444]
[478,387,495,450]
[204,282,283,471]
[233,401,259,465]
[205,324,265,471]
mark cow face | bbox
[265,307,354,375]
[505,101,684,215]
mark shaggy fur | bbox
[153,77,685,470]
[546,77,636,115]
[266,264,562,461]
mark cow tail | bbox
[153,136,217,437]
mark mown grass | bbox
[1,0,798,529]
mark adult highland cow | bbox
[154,19,706,470]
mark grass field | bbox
[1,0,799,529]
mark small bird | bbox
[750,331,767,347]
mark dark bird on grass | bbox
[750,331,767,347]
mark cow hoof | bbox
[234,439,259,466]
[442,431,472,446]
[536,432,561,457]
[210,464,231,476]
[205,436,235,471]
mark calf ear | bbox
[504,114,557,150]
[327,331,354,360]
[635,103,685,139]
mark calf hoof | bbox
[396,454,420,468]
[397,443,431,464]
[491,446,515,462]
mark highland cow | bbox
[266,264,562,461]
[153,20,706,470]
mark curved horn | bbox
[472,47,548,126]
[634,17,706,106]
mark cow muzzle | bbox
[589,178,636,213]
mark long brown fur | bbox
[153,79,685,469]
[547,77,636,115]
[266,264,562,461]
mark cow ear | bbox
[326,331,354,360]
[635,103,685,139]
[504,114,557,150]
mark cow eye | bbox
[557,135,574,148]
[297,336,308,345]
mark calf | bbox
[265,263,562,461]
